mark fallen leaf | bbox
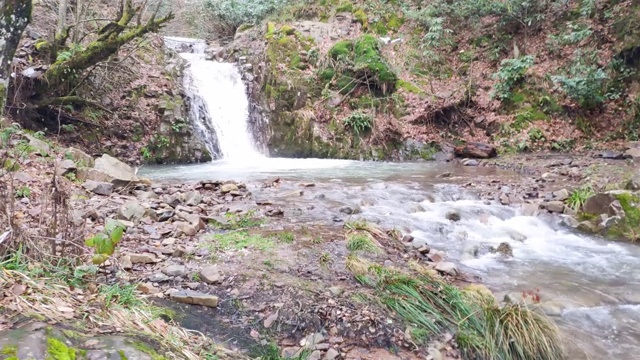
[264,311,279,328]
[11,284,27,296]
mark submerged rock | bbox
[445,211,461,222]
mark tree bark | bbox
[0,0,32,120]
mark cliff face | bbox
[223,0,640,160]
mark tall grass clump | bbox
[348,261,565,360]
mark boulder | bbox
[199,266,222,284]
[82,180,113,196]
[22,134,50,156]
[454,142,497,159]
[162,265,187,277]
[64,147,94,167]
[583,193,617,215]
[170,290,219,308]
[176,221,198,236]
[545,201,565,213]
[185,191,203,206]
[552,189,570,201]
[435,262,459,276]
[221,183,238,193]
[521,203,540,217]
[83,154,139,187]
[56,159,76,176]
[626,173,640,190]
[117,201,146,224]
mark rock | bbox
[583,193,617,215]
[435,262,458,276]
[594,150,624,159]
[626,174,640,190]
[545,201,565,213]
[162,265,187,277]
[324,348,340,360]
[499,193,510,205]
[128,253,156,264]
[22,134,50,156]
[454,142,497,159]
[462,158,480,166]
[445,211,461,221]
[339,205,361,215]
[185,191,203,206]
[577,221,599,233]
[402,234,414,242]
[328,286,344,296]
[56,159,76,176]
[411,238,428,249]
[521,203,540,216]
[82,180,113,196]
[170,290,219,308]
[176,221,198,236]
[64,147,94,167]
[263,312,279,328]
[553,189,570,201]
[427,347,444,360]
[117,201,146,223]
[281,347,302,358]
[89,154,139,186]
[309,351,322,360]
[221,183,239,193]
[561,216,580,228]
[491,242,513,257]
[538,301,566,316]
[149,273,170,282]
[301,332,325,347]
[625,147,640,159]
[427,252,444,263]
[158,210,175,222]
[162,237,176,246]
[199,266,222,284]
[137,282,160,294]
[120,255,133,269]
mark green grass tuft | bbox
[566,185,595,211]
[346,233,379,253]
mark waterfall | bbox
[163,37,261,162]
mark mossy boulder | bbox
[324,35,397,95]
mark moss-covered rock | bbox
[324,35,397,95]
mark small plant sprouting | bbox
[566,185,595,211]
[343,112,372,135]
[14,186,31,198]
[85,219,126,265]
[277,231,296,244]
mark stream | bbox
[141,158,640,360]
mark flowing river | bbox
[145,36,640,359]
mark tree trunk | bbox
[0,0,32,120]
[57,0,68,35]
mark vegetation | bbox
[566,185,595,212]
[347,257,564,359]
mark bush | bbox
[551,51,608,109]
[344,112,372,135]
[492,55,535,101]
[203,0,291,36]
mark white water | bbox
[164,36,262,161]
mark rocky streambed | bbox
[3,137,640,359]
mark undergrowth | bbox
[346,257,565,360]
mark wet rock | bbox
[339,205,361,215]
[577,220,599,233]
[417,245,431,254]
[562,216,580,228]
[402,234,414,242]
[221,183,238,193]
[499,193,510,205]
[117,201,146,224]
[454,142,497,158]
[462,159,480,166]
[162,265,187,277]
[445,211,461,222]
[437,172,452,178]
[411,238,428,249]
[545,201,565,213]
[83,180,113,196]
[521,203,540,216]
[552,189,570,201]
[427,252,443,263]
[583,193,617,215]
[490,242,513,257]
[435,262,458,276]
[170,290,219,308]
[507,230,527,242]
[538,301,567,316]
[128,253,156,264]
[199,266,222,284]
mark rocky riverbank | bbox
[0,128,576,359]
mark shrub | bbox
[551,52,608,109]
[492,55,535,101]
[203,0,291,36]
[344,112,372,135]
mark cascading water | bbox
[163,37,261,162]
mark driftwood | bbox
[454,142,497,159]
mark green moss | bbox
[386,13,404,31]
[336,1,353,12]
[329,40,353,59]
[118,350,128,360]
[0,345,17,356]
[397,79,423,94]
[353,8,368,26]
[353,35,397,91]
[279,25,296,35]
[128,340,166,360]
[266,22,276,36]
[318,68,335,83]
[46,337,76,360]
[607,192,640,241]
